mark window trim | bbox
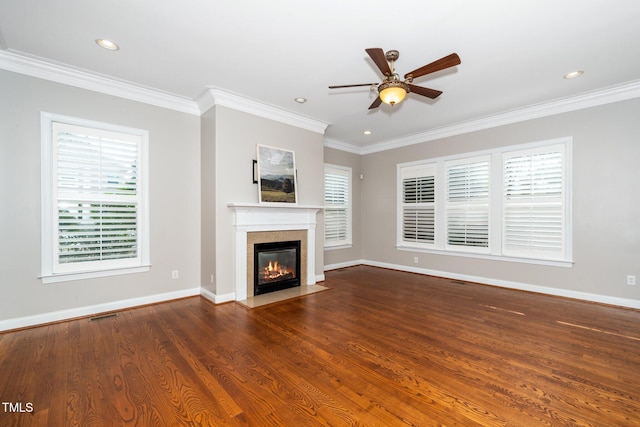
[40,112,150,283]
[324,163,352,249]
[397,137,573,266]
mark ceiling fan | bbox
[329,48,461,110]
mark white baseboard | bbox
[6,261,636,332]
[324,259,365,271]
[0,287,201,332]
[315,274,326,283]
[200,288,235,304]
[361,260,640,310]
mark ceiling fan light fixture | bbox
[378,81,408,106]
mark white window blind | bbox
[503,145,565,260]
[41,113,149,281]
[445,157,490,252]
[324,165,352,247]
[400,164,435,247]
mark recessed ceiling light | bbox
[294,97,307,103]
[95,39,119,51]
[564,70,584,79]
[363,130,372,135]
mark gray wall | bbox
[0,70,202,323]
[360,98,640,302]
[2,66,638,326]
[323,147,363,267]
[200,108,216,292]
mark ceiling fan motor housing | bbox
[378,80,408,94]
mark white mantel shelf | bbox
[227,202,324,210]
[227,203,323,301]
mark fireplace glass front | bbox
[254,240,301,295]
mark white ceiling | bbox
[1,0,640,152]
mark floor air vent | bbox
[89,313,118,321]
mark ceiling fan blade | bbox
[368,97,382,110]
[365,48,392,77]
[408,84,443,99]
[328,83,378,89]
[404,53,461,80]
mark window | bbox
[397,138,572,265]
[41,113,149,282]
[399,163,436,248]
[445,157,490,252]
[324,164,352,248]
[503,144,566,261]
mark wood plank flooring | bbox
[1,265,640,426]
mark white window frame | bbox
[40,112,150,283]
[398,163,437,249]
[397,137,572,266]
[324,164,352,249]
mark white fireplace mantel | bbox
[227,203,323,301]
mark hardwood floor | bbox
[2,265,640,426]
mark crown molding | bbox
[326,79,640,155]
[323,137,364,155]
[0,50,201,115]
[196,86,329,135]
[0,50,328,134]
[3,49,638,147]
[0,50,331,134]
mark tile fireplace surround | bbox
[227,203,323,301]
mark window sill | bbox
[41,265,151,284]
[396,245,573,268]
[324,243,353,251]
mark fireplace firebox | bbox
[253,240,301,295]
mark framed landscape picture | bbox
[256,144,298,204]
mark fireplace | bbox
[227,203,321,302]
[253,240,301,295]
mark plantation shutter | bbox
[401,164,435,247]
[445,157,490,251]
[324,165,351,247]
[503,145,565,260]
[53,122,141,272]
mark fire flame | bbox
[262,260,293,282]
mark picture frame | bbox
[256,144,298,204]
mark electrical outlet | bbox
[627,275,636,286]
[413,256,419,264]
[171,270,179,279]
